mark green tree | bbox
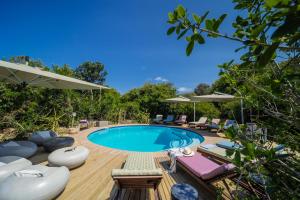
[194,83,211,95]
[167,0,300,199]
[75,61,107,85]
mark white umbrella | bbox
[165,96,197,121]
[191,93,244,123]
[0,60,109,90]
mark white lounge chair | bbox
[189,117,208,128]
[152,114,163,123]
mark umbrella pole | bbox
[193,102,196,122]
[240,99,244,124]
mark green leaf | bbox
[205,19,213,30]
[234,151,241,165]
[197,34,205,44]
[201,11,209,22]
[175,25,181,34]
[192,14,201,24]
[251,24,266,38]
[246,143,255,158]
[167,27,176,35]
[226,149,235,157]
[265,0,280,8]
[177,29,188,40]
[176,5,186,18]
[257,43,279,67]
[168,12,174,21]
[218,14,227,24]
[186,40,194,56]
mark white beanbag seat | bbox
[29,130,57,146]
[0,165,70,200]
[48,146,89,169]
[0,156,32,182]
[0,141,38,158]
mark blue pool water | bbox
[88,125,204,152]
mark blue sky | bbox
[0,0,242,94]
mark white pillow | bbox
[3,141,20,147]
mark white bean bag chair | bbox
[0,141,38,158]
[0,156,32,182]
[48,146,89,169]
[0,165,70,200]
[29,130,57,146]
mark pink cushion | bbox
[177,153,234,180]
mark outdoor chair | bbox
[0,141,38,158]
[175,151,236,196]
[163,115,175,124]
[29,130,57,146]
[0,164,70,200]
[188,117,207,128]
[174,115,187,125]
[0,156,32,182]
[207,118,221,132]
[152,114,163,124]
[112,152,162,199]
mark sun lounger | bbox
[163,115,174,124]
[176,152,236,195]
[197,146,268,198]
[188,117,207,128]
[207,118,221,131]
[152,114,163,123]
[223,120,237,130]
[216,140,242,150]
[112,153,162,198]
[174,115,187,125]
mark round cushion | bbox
[48,146,89,169]
[171,183,198,200]
[29,130,57,146]
[0,156,32,182]
[0,141,38,158]
[43,137,75,152]
[0,165,70,200]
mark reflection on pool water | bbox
[88,125,204,152]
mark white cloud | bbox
[154,76,168,82]
[177,87,193,94]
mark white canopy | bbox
[191,93,238,102]
[164,96,192,103]
[0,60,109,90]
[165,96,197,121]
[191,93,244,123]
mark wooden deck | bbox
[30,125,230,200]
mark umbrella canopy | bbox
[164,96,192,103]
[165,96,197,121]
[191,93,238,102]
[0,60,109,90]
[191,93,244,123]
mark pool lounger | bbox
[216,140,242,150]
[112,153,162,198]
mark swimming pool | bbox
[87,125,204,152]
